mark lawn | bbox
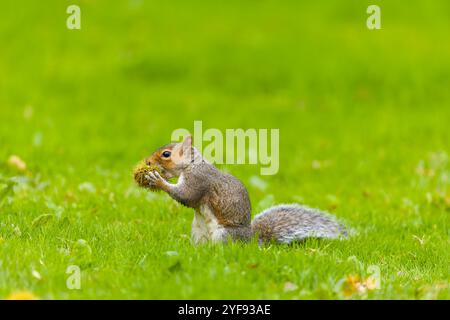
[0,0,449,299]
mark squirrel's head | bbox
[145,135,198,179]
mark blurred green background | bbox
[0,0,448,299]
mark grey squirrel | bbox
[143,135,347,245]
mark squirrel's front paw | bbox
[145,171,166,188]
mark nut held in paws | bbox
[133,161,165,191]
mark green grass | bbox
[0,0,449,299]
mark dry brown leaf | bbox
[7,155,27,172]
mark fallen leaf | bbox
[342,274,378,296]
[7,291,39,300]
[7,155,27,172]
[364,276,378,290]
[342,275,365,296]
[32,270,42,280]
[283,282,298,292]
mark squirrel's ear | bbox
[182,135,192,148]
[179,134,193,159]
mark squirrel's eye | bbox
[162,151,171,158]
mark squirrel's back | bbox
[191,161,252,227]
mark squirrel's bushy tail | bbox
[251,204,347,244]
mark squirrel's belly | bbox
[191,205,226,244]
